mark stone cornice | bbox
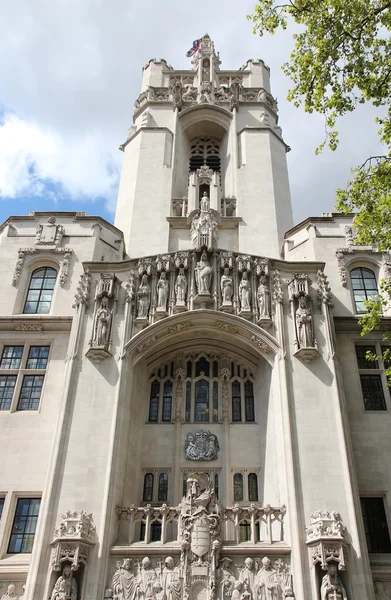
[0,315,73,332]
[237,126,290,152]
[119,126,174,152]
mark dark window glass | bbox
[158,473,168,502]
[0,498,4,519]
[248,473,258,501]
[195,379,209,422]
[149,380,160,422]
[139,521,162,542]
[26,346,50,370]
[232,381,242,422]
[185,382,191,423]
[239,522,251,542]
[23,267,57,314]
[8,498,41,553]
[0,346,23,369]
[187,361,192,378]
[196,357,210,377]
[143,473,154,502]
[0,375,16,410]
[213,381,218,423]
[350,268,378,313]
[17,375,44,411]
[234,473,243,502]
[245,381,255,422]
[162,381,173,422]
[183,473,188,498]
[355,345,378,369]
[381,346,391,369]
[214,474,219,499]
[213,360,218,378]
[361,497,391,553]
[360,375,387,410]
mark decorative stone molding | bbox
[50,510,96,571]
[306,511,348,570]
[59,250,73,287]
[215,321,238,334]
[125,270,137,304]
[250,335,269,353]
[86,274,119,362]
[35,216,64,247]
[382,254,391,284]
[14,323,43,331]
[12,247,73,288]
[335,249,349,287]
[73,270,91,308]
[272,270,283,306]
[317,270,333,306]
[136,335,156,354]
[168,322,192,334]
[287,274,319,362]
[184,431,219,460]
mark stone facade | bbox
[0,34,388,600]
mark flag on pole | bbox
[186,39,201,57]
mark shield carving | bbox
[191,517,210,558]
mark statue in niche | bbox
[239,558,256,592]
[320,564,347,600]
[219,558,236,600]
[200,191,210,212]
[112,558,140,600]
[221,268,233,305]
[375,582,390,600]
[93,296,112,347]
[137,275,151,319]
[257,276,270,319]
[156,272,169,311]
[175,268,187,305]
[254,557,279,600]
[137,557,157,600]
[1,585,18,600]
[195,251,212,295]
[50,565,77,600]
[295,295,313,348]
[239,272,251,311]
[162,557,181,600]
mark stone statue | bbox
[162,557,181,600]
[50,565,77,600]
[138,557,157,600]
[104,590,113,600]
[112,558,140,600]
[375,582,390,600]
[152,581,164,600]
[232,582,243,600]
[200,191,210,212]
[182,87,197,102]
[221,268,233,305]
[137,275,151,319]
[239,272,251,311]
[295,295,313,348]
[198,82,214,104]
[1,585,18,600]
[257,276,270,319]
[157,272,169,311]
[93,297,112,347]
[219,558,236,600]
[254,557,279,600]
[239,558,256,592]
[240,582,252,600]
[175,268,187,305]
[195,251,212,295]
[320,564,347,600]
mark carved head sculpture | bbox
[298,294,307,309]
[153,582,163,593]
[165,557,174,569]
[160,272,166,281]
[328,563,338,577]
[63,565,72,579]
[48,216,56,225]
[123,558,132,570]
[261,557,271,569]
[243,271,248,281]
[234,582,242,591]
[142,557,152,569]
[105,590,113,599]
[244,558,254,570]
[7,585,16,596]
[224,267,229,276]
[201,250,208,262]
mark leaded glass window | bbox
[0,375,16,410]
[23,267,57,314]
[232,381,242,422]
[245,381,255,422]
[143,473,154,502]
[195,379,209,422]
[158,473,168,501]
[8,498,41,553]
[149,380,160,422]
[361,497,391,553]
[234,473,243,502]
[17,375,44,411]
[350,267,378,313]
[162,381,173,422]
[248,473,258,501]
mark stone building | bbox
[0,33,390,600]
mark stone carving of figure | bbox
[137,275,151,319]
[257,276,270,319]
[198,83,214,104]
[200,191,210,212]
[94,297,111,347]
[240,582,252,600]
[182,87,197,102]
[152,582,164,600]
[157,272,169,311]
[104,590,113,600]
[50,565,77,600]
[295,295,313,348]
[232,582,242,600]
[1,585,18,600]
[138,557,157,600]
[320,564,347,600]
[219,558,236,600]
[375,582,390,600]
[175,268,187,305]
[215,87,231,102]
[239,272,251,311]
[254,557,279,600]
[112,559,140,600]
[195,251,212,295]
[162,557,181,600]
[239,558,256,594]
[221,268,233,305]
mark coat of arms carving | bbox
[184,431,219,461]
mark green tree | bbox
[248,0,391,377]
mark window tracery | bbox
[189,137,220,172]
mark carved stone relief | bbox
[50,565,77,600]
[12,247,72,288]
[220,268,233,312]
[184,432,219,461]
[288,274,318,362]
[320,564,347,600]
[35,216,64,247]
[375,582,391,600]
[306,510,348,570]
[50,510,96,573]
[73,270,91,308]
[194,250,213,298]
[136,275,151,322]
[317,270,333,307]
[0,584,22,600]
[86,274,119,362]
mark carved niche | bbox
[255,259,271,327]
[189,192,219,251]
[86,274,119,363]
[184,432,219,461]
[306,511,349,571]
[50,510,96,572]
[288,274,319,362]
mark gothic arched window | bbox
[245,381,255,422]
[234,473,243,502]
[158,473,168,502]
[350,267,378,313]
[189,137,220,172]
[149,380,160,422]
[248,473,258,501]
[23,267,57,314]
[232,381,242,422]
[143,473,154,502]
[162,381,173,422]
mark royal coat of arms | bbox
[184,431,219,460]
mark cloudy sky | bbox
[0,0,384,228]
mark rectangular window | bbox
[232,381,242,422]
[0,346,24,369]
[361,497,391,553]
[355,345,378,369]
[8,498,41,553]
[355,344,388,411]
[17,375,44,411]
[244,381,255,422]
[360,375,387,410]
[26,346,50,370]
[0,375,17,410]
[194,380,209,422]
